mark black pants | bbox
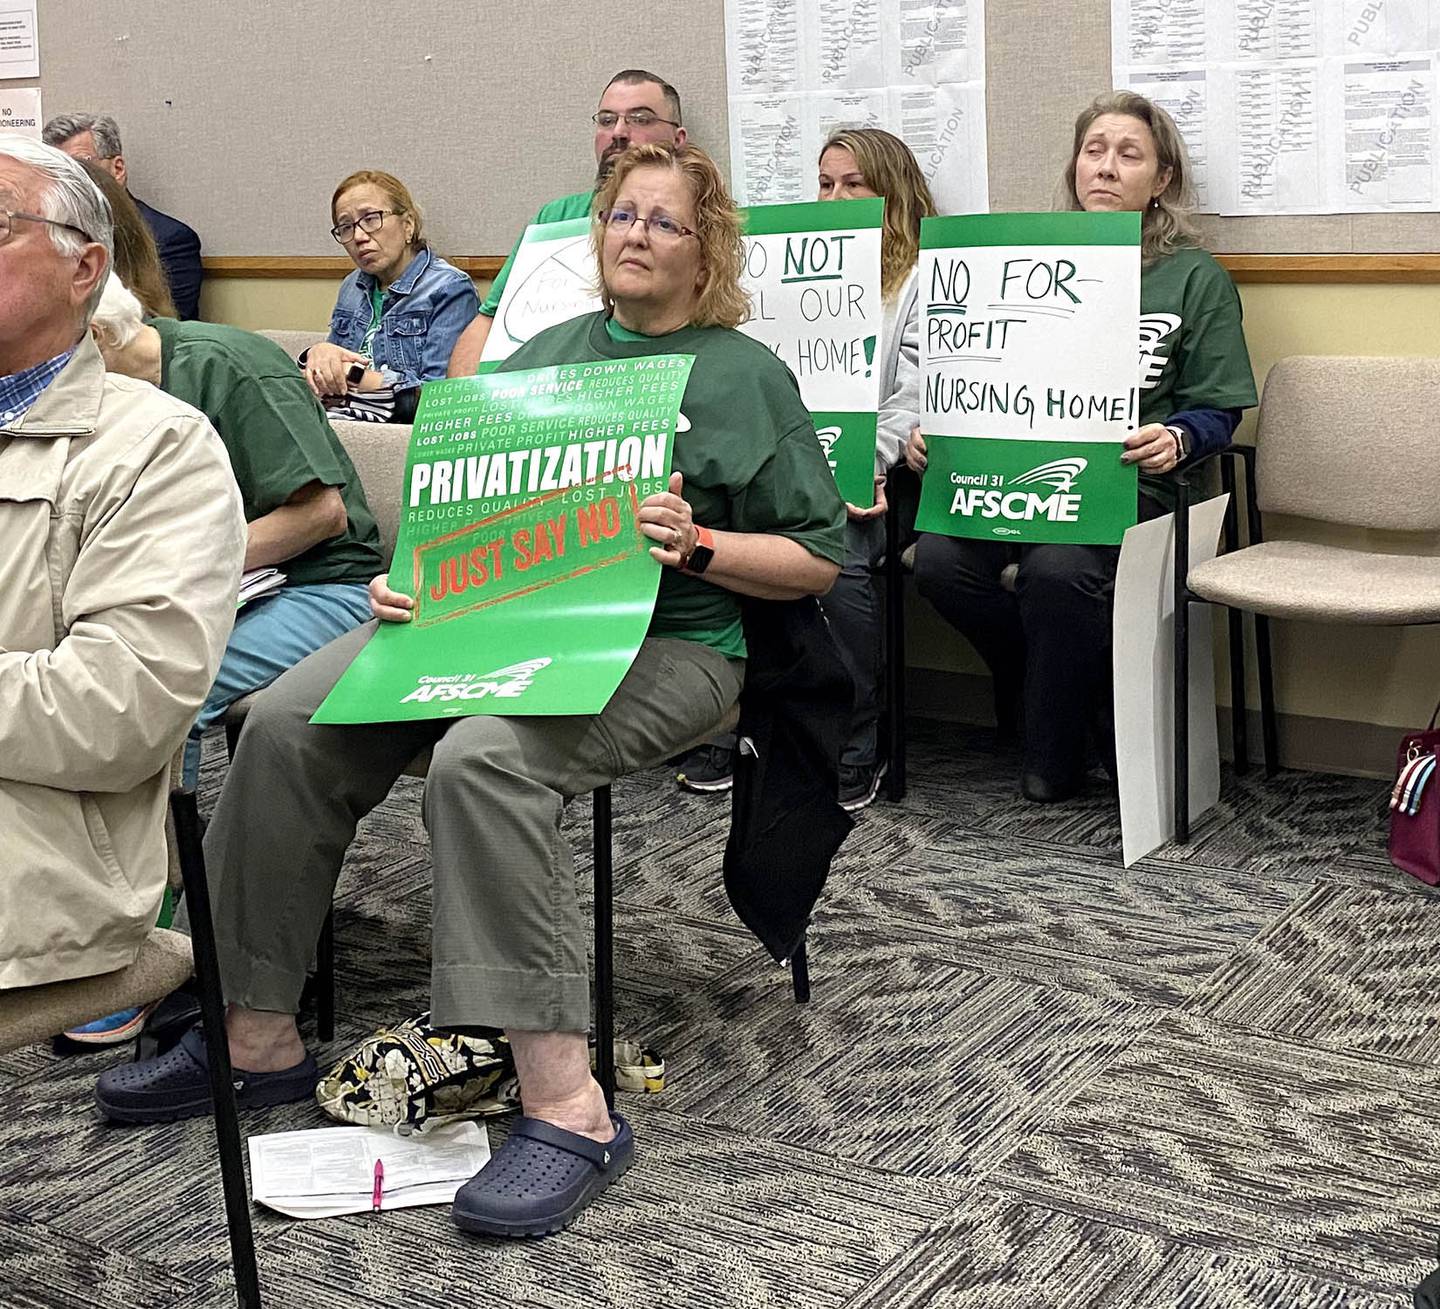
[913,497,1162,785]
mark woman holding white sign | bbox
[675,127,936,810]
[99,144,846,1241]
[906,92,1256,803]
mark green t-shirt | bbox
[1138,245,1258,504]
[153,317,383,588]
[498,312,847,659]
[480,189,595,318]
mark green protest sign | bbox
[312,357,693,724]
[915,212,1140,545]
[738,198,885,508]
[479,217,601,364]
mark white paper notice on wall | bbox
[0,1,39,80]
[0,87,40,138]
[725,0,990,215]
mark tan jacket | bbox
[0,337,244,989]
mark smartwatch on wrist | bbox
[680,524,716,575]
[1166,424,1192,463]
[345,361,367,386]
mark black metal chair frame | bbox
[1172,445,1278,843]
[882,465,909,803]
[169,788,263,1308]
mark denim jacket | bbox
[326,247,479,393]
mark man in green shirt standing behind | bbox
[445,68,687,376]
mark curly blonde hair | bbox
[1060,90,1201,265]
[590,144,749,330]
[819,128,937,301]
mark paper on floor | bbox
[248,1121,490,1219]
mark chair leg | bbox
[171,790,262,1309]
[884,498,907,802]
[592,786,615,1109]
[1227,607,1248,775]
[1173,493,1192,846]
[315,910,335,1044]
[1174,593,1191,846]
[790,935,811,1005]
[1255,613,1279,776]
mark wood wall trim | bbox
[203,252,1440,283]
[1216,254,1440,283]
[203,255,507,279]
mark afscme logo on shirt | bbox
[948,457,1089,529]
[400,658,553,704]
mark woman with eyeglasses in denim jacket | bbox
[303,170,479,422]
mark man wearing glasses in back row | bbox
[446,68,687,376]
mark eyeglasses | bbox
[591,110,680,130]
[330,209,398,244]
[0,209,95,245]
[598,208,697,242]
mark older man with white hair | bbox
[0,134,244,990]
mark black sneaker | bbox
[839,761,886,812]
[675,745,734,794]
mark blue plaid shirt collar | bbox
[0,348,77,429]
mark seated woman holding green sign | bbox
[905,90,1257,803]
[674,126,936,810]
[97,142,846,1239]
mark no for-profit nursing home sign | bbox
[915,211,1141,545]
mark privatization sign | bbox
[737,197,884,508]
[312,357,693,724]
[915,212,1140,545]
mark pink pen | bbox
[372,1158,384,1213]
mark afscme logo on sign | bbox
[949,457,1088,526]
[400,658,552,704]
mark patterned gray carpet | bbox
[2,719,1437,1308]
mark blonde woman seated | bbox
[97,143,845,1240]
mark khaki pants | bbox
[204,621,743,1032]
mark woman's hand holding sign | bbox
[369,573,414,623]
[1120,422,1181,475]
[639,471,698,568]
[904,424,927,474]
[846,474,888,522]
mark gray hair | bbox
[91,273,146,350]
[42,111,123,159]
[0,133,114,318]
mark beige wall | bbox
[202,274,1440,732]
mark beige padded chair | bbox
[1188,356,1440,623]
[256,327,326,361]
[1176,356,1440,839]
